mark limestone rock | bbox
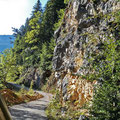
[53,0,120,107]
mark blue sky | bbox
[0,0,48,35]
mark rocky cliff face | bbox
[20,68,51,89]
[53,0,120,106]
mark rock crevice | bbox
[53,0,120,106]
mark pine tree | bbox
[47,38,56,70]
[0,0,67,87]
[41,0,65,43]
[90,37,120,120]
[40,38,56,71]
[90,81,120,120]
[32,0,43,17]
[24,0,43,66]
[40,43,49,71]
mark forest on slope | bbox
[0,0,67,87]
[0,0,120,120]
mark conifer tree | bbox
[90,37,120,120]
[40,43,49,71]
[41,0,65,43]
[39,38,56,71]
[24,0,43,66]
[32,0,42,17]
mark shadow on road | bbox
[9,91,53,120]
[9,108,48,120]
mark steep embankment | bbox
[51,0,120,107]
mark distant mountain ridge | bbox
[0,35,14,52]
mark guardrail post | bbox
[0,94,12,120]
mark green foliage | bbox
[90,41,120,119]
[13,0,43,67]
[16,84,34,98]
[46,90,83,120]
[89,13,120,119]
[32,0,42,16]
[72,10,120,120]
[0,0,66,90]
[28,80,34,95]
[46,90,63,120]
[40,38,56,71]
[90,81,120,120]
[41,0,65,42]
[0,0,66,86]
[0,49,20,83]
[24,11,42,66]
[91,38,118,81]
[47,38,56,69]
[54,9,65,30]
[40,43,49,71]
[12,0,65,68]
[64,0,70,4]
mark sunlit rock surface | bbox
[53,0,120,106]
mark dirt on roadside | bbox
[0,89,43,106]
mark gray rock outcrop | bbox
[53,0,120,106]
[20,68,51,89]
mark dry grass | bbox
[0,89,43,106]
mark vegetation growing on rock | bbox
[0,0,120,120]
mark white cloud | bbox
[0,0,32,35]
[0,0,47,35]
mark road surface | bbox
[9,91,52,120]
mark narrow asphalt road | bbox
[9,91,53,120]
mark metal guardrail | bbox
[0,94,12,120]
